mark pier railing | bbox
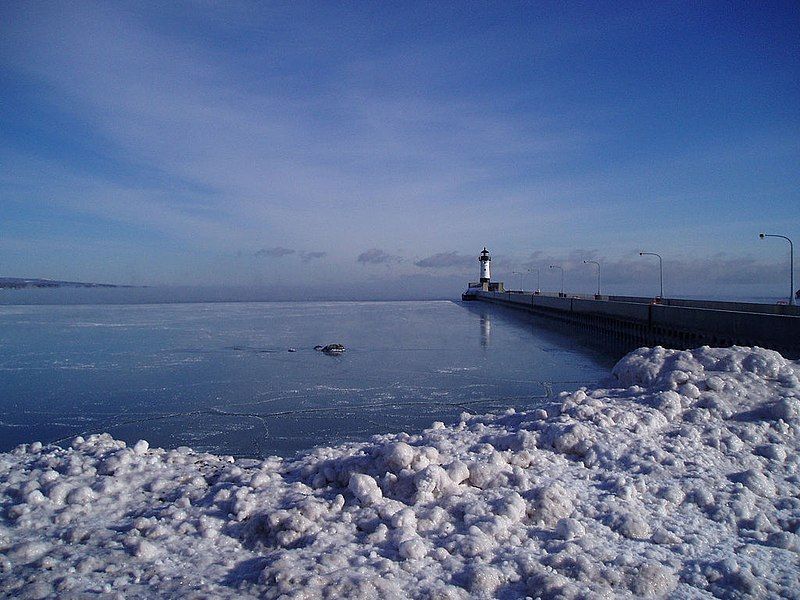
[492,290,800,317]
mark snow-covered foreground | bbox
[2,346,799,599]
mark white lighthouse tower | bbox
[463,247,503,299]
[479,247,491,283]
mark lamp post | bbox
[584,260,601,295]
[549,265,564,295]
[639,252,663,298]
[760,233,795,305]
[512,271,524,292]
[528,268,540,293]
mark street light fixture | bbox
[549,265,564,295]
[760,233,795,305]
[528,268,540,293]
[584,260,601,295]
[512,271,524,292]
[639,252,663,298]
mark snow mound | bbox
[1,346,799,598]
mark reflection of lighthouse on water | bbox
[480,311,491,347]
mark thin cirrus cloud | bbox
[300,251,327,263]
[253,248,327,262]
[255,247,295,258]
[357,249,402,265]
[414,252,474,270]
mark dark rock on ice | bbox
[316,343,345,355]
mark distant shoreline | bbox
[0,277,136,290]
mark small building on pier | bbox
[463,248,504,299]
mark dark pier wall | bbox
[466,291,800,358]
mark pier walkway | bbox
[463,290,800,358]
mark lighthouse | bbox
[479,247,491,283]
[463,247,503,299]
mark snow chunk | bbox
[527,482,574,526]
[731,469,776,497]
[414,464,455,501]
[383,442,415,471]
[615,512,652,540]
[390,507,417,531]
[66,486,94,505]
[740,349,787,377]
[467,461,506,489]
[128,538,160,560]
[398,538,426,560]
[446,460,470,485]
[541,422,593,456]
[8,541,50,564]
[465,564,503,596]
[755,444,787,462]
[768,397,800,421]
[653,390,683,421]
[629,562,678,596]
[555,518,585,540]
[348,473,382,505]
[768,532,800,552]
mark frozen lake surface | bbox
[0,301,618,457]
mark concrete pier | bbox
[463,290,800,358]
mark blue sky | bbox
[1,1,798,299]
